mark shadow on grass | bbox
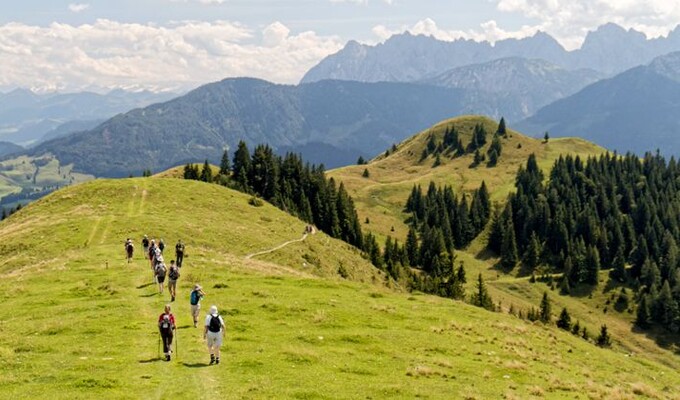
[177,324,192,330]
[136,283,154,289]
[632,325,680,356]
[140,293,159,298]
[139,357,162,364]
[182,362,210,368]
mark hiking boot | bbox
[166,355,171,361]
[171,296,175,302]
[215,357,220,365]
[210,355,215,365]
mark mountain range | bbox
[302,23,680,84]
[26,78,517,177]
[516,51,680,156]
[421,57,603,119]
[0,88,177,146]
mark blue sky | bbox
[0,0,678,92]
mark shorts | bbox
[168,279,177,288]
[157,275,166,284]
[206,330,223,348]
[191,304,200,318]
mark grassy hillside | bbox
[0,153,93,208]
[1,176,678,398]
[328,115,680,372]
[0,178,680,399]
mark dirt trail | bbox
[244,233,308,260]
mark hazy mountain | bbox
[422,57,602,119]
[0,141,23,157]
[0,89,177,146]
[516,52,680,156]
[302,23,680,84]
[28,78,512,177]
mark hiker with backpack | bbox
[149,240,157,265]
[158,304,176,361]
[125,238,134,262]
[203,305,226,365]
[142,235,149,258]
[159,238,165,254]
[190,284,206,327]
[167,260,180,302]
[175,239,185,268]
[155,259,167,294]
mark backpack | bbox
[208,314,222,333]
[155,263,167,278]
[176,243,184,253]
[168,267,179,280]
[159,314,174,330]
[190,290,200,305]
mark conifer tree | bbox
[219,149,230,175]
[471,273,494,311]
[539,291,551,323]
[596,325,612,347]
[232,140,251,188]
[496,117,506,136]
[556,307,571,330]
[636,294,651,328]
[200,160,212,182]
[523,232,541,270]
[500,217,519,269]
[405,225,419,267]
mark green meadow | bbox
[0,176,678,399]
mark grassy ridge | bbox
[0,176,678,398]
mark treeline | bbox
[184,142,364,250]
[491,151,680,333]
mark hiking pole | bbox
[175,328,178,360]
[157,332,161,360]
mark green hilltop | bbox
[0,169,679,398]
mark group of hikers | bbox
[124,236,226,364]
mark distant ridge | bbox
[302,23,680,84]
[516,51,680,156]
[27,78,520,177]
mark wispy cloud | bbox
[0,19,342,92]
[68,3,90,13]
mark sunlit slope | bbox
[328,115,606,243]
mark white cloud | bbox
[0,19,343,92]
[68,3,90,13]
[494,0,680,49]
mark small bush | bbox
[248,196,264,207]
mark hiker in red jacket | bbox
[158,304,176,361]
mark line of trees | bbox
[490,151,680,333]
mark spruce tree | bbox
[556,307,571,330]
[496,117,507,136]
[543,131,549,143]
[500,217,519,269]
[523,232,541,270]
[471,273,494,311]
[200,160,212,182]
[539,291,551,323]
[636,294,651,328]
[596,325,612,347]
[219,149,230,175]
